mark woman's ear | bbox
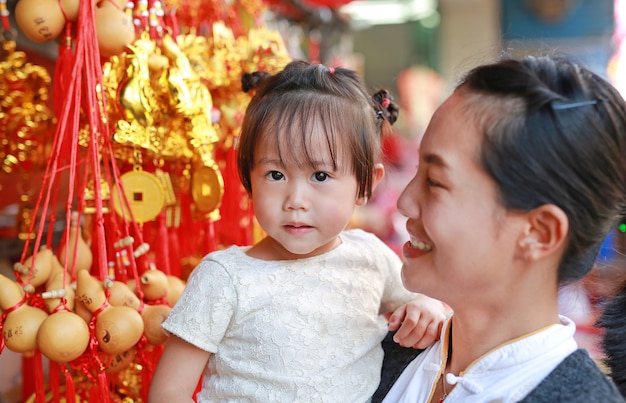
[356,163,385,206]
[515,204,569,261]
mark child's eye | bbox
[267,171,285,181]
[312,171,329,182]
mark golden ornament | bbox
[190,164,224,214]
[111,167,166,224]
[0,274,48,353]
[37,310,90,362]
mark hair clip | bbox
[550,99,600,110]
[381,97,391,108]
[328,66,335,74]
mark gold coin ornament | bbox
[191,165,224,213]
[112,168,165,223]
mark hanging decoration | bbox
[2,0,298,400]
[99,1,292,275]
[0,35,54,175]
[2,0,172,401]
[0,3,56,244]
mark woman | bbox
[375,55,626,402]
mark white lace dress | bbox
[162,229,415,402]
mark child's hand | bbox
[386,294,450,349]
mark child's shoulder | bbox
[342,228,390,249]
[192,245,251,273]
[185,245,255,283]
[343,227,383,242]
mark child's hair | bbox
[458,55,626,284]
[238,60,398,200]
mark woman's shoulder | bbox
[520,349,625,402]
[372,330,425,403]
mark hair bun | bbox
[373,89,399,125]
[241,71,271,93]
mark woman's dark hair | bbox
[238,60,397,200]
[598,274,626,398]
[458,55,626,284]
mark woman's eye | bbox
[426,177,439,187]
[312,172,329,182]
[268,171,285,181]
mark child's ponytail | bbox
[372,89,399,125]
[372,89,399,139]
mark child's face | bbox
[249,126,366,260]
[396,91,527,306]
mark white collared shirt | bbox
[383,315,578,403]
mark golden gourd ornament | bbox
[108,280,140,308]
[37,310,90,362]
[14,0,68,43]
[94,0,135,58]
[109,280,171,346]
[43,270,75,313]
[75,270,143,355]
[0,274,48,353]
[136,268,168,301]
[140,303,170,346]
[13,247,55,289]
[166,275,186,306]
[58,212,93,274]
[104,346,137,374]
[73,298,93,323]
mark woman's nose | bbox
[397,175,420,218]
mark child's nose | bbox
[283,181,309,211]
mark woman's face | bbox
[397,91,526,306]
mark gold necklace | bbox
[439,373,447,402]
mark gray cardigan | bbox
[373,332,625,402]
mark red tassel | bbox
[0,323,5,354]
[52,23,76,163]
[97,370,110,403]
[49,361,60,402]
[21,355,36,403]
[176,191,194,259]
[204,217,217,253]
[155,211,171,274]
[64,367,76,403]
[33,350,46,403]
[142,358,151,401]
[217,142,254,246]
[168,225,182,278]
